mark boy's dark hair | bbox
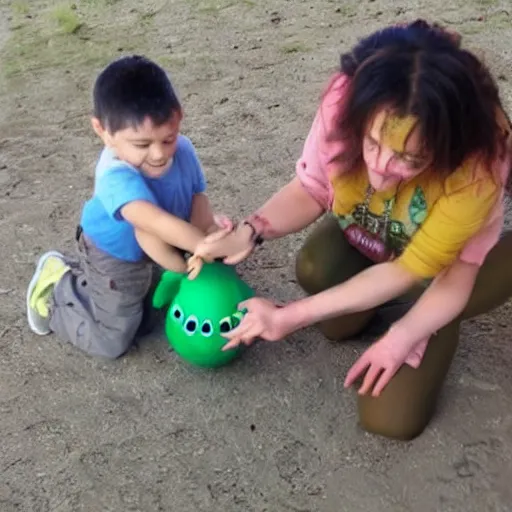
[329,19,512,191]
[93,55,181,134]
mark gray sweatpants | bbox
[49,229,156,359]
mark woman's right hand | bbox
[221,297,290,350]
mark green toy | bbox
[152,261,255,368]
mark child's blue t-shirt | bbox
[80,135,207,262]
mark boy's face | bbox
[92,110,182,178]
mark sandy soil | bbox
[1,0,512,511]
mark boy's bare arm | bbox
[121,200,204,253]
[190,193,217,234]
[135,228,187,273]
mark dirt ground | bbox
[1,0,512,511]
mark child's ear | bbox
[152,270,184,309]
[91,117,113,146]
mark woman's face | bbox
[362,110,431,191]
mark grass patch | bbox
[334,4,357,17]
[11,1,30,15]
[460,11,510,36]
[0,1,150,84]
[186,0,254,15]
[139,9,158,24]
[72,0,122,5]
[198,2,235,14]
[280,42,309,54]
[155,55,188,70]
[10,0,31,30]
[51,4,83,34]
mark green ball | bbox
[152,261,254,368]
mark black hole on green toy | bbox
[201,320,213,336]
[185,317,197,334]
[219,319,232,333]
[186,319,197,331]
[171,305,183,321]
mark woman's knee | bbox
[462,230,512,320]
[355,321,461,440]
[295,243,329,294]
[355,363,438,440]
[357,391,434,440]
[295,216,369,294]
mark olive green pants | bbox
[295,215,512,440]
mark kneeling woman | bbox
[194,20,512,440]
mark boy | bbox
[26,55,230,359]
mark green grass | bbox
[155,55,188,70]
[186,0,255,15]
[280,42,309,54]
[140,9,158,24]
[9,0,31,30]
[11,1,30,15]
[334,4,357,17]
[69,0,122,5]
[0,1,151,84]
[51,4,83,34]
[460,10,510,35]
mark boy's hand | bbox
[204,214,235,235]
[187,215,243,280]
[190,223,256,274]
[211,214,234,232]
[187,254,204,280]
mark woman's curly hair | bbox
[329,19,512,192]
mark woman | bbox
[193,20,512,440]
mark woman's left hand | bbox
[344,329,429,397]
[221,298,289,351]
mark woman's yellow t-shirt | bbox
[330,157,500,279]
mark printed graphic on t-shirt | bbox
[334,182,429,263]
